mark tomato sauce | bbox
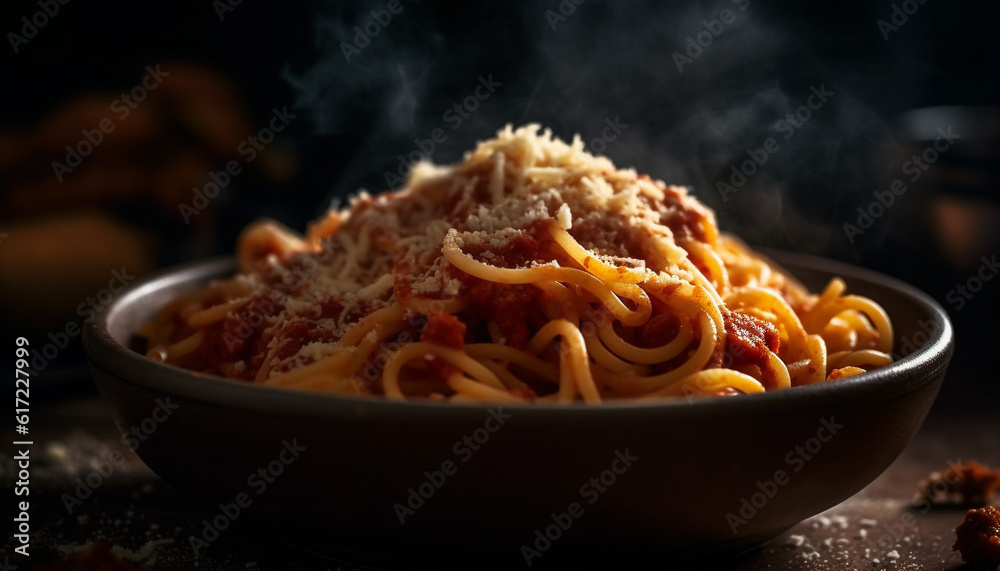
[722,311,781,388]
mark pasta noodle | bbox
[142,124,894,403]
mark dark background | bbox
[0,0,997,409]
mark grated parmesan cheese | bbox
[557,202,573,230]
[236,124,715,378]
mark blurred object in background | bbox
[1,65,250,219]
[895,106,1000,273]
[0,211,154,329]
[887,105,1000,410]
[0,63,299,380]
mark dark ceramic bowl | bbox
[83,252,953,570]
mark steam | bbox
[284,0,898,256]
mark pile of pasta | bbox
[142,124,893,403]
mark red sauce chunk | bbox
[453,227,545,349]
[195,294,282,379]
[419,312,467,381]
[463,281,539,349]
[420,312,466,350]
[463,225,541,268]
[917,461,1000,507]
[722,311,780,386]
[953,506,1000,568]
[636,313,682,349]
[499,229,542,267]
[657,183,713,243]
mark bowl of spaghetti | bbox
[84,125,953,568]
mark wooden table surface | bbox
[2,389,997,571]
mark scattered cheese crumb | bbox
[444,278,462,297]
[109,538,174,563]
[556,202,573,229]
[787,534,807,547]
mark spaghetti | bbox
[141,124,894,403]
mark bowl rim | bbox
[83,251,954,419]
